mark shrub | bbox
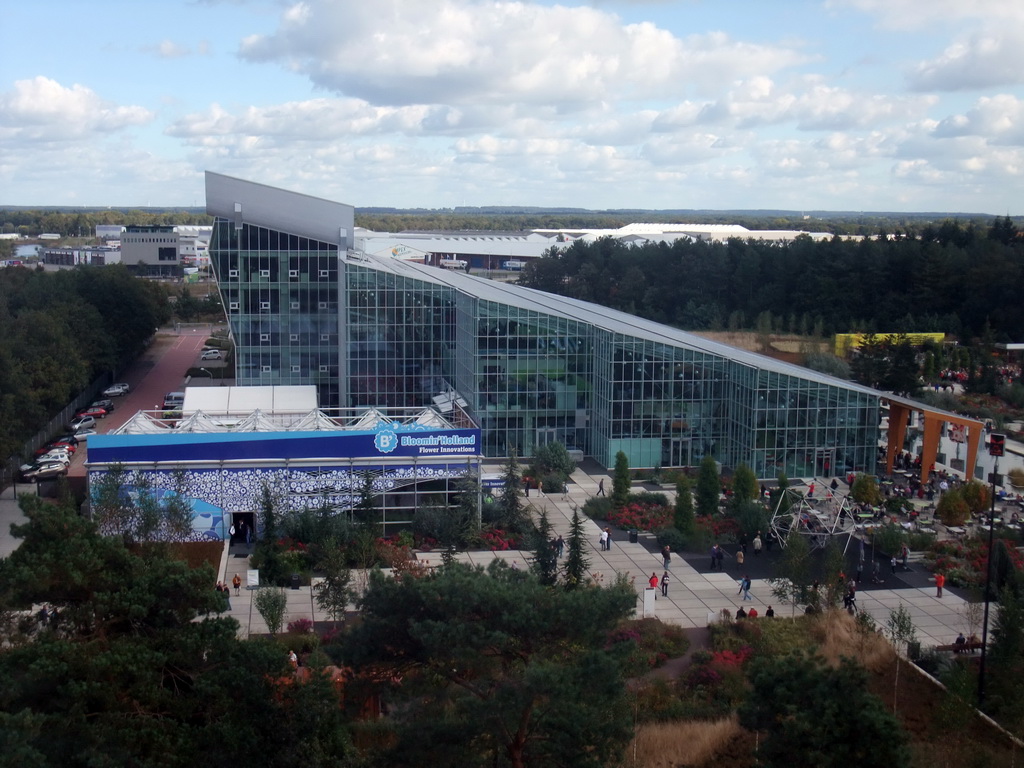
[937,489,971,527]
[540,473,566,494]
[630,491,670,507]
[1008,467,1024,490]
[873,522,907,557]
[655,527,687,553]
[287,617,314,634]
[582,496,614,520]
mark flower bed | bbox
[607,502,673,532]
[480,527,523,551]
[928,536,1024,588]
[695,515,741,542]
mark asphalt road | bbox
[67,330,217,479]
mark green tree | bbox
[0,495,357,768]
[886,603,917,715]
[730,463,758,504]
[531,511,559,587]
[850,473,883,506]
[739,652,910,768]
[611,450,630,509]
[936,488,971,527]
[532,441,576,482]
[313,540,354,628]
[497,449,528,533]
[254,587,288,635]
[961,479,991,516]
[695,455,721,517]
[770,527,813,616]
[563,508,591,590]
[346,561,636,768]
[674,475,695,537]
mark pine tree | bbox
[731,463,758,504]
[674,475,695,536]
[563,509,590,590]
[612,451,631,509]
[498,449,527,532]
[531,511,559,587]
[696,455,721,518]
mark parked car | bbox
[103,383,130,397]
[200,349,222,360]
[35,451,71,466]
[55,433,80,446]
[69,415,97,432]
[20,462,68,482]
[91,399,115,412]
[34,441,75,457]
[74,406,107,419]
[72,428,97,440]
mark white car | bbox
[36,451,71,466]
[103,383,130,397]
[200,349,222,360]
[72,429,97,441]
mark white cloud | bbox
[0,77,152,142]
[909,29,1024,91]
[828,0,1024,31]
[933,94,1024,145]
[238,0,807,107]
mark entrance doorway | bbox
[665,437,691,468]
[230,512,255,545]
[814,448,836,477]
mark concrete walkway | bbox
[0,468,977,647]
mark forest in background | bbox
[0,206,1015,240]
[0,266,170,461]
[517,218,1024,343]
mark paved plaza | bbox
[0,467,976,648]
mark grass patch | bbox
[628,716,743,767]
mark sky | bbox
[1,0,1023,213]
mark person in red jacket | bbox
[935,571,945,598]
[649,572,659,596]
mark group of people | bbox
[735,605,774,619]
[598,528,613,551]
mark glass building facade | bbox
[208,174,882,477]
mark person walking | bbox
[649,572,659,597]
[662,545,671,569]
[753,532,762,556]
[736,548,745,566]
[890,555,897,575]
[660,570,670,597]
[901,544,910,571]
[935,571,945,598]
[716,545,726,571]
[599,529,608,551]
[605,528,613,550]
[765,605,775,617]
[232,573,242,596]
[739,575,752,601]
[555,535,565,558]
[710,543,719,570]
[597,478,605,496]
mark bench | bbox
[935,642,983,654]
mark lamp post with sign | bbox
[978,432,1005,706]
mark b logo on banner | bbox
[374,427,398,454]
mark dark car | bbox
[91,399,115,412]
[20,462,68,482]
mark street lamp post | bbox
[978,433,1005,707]
[198,368,214,381]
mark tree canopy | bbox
[345,561,636,768]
